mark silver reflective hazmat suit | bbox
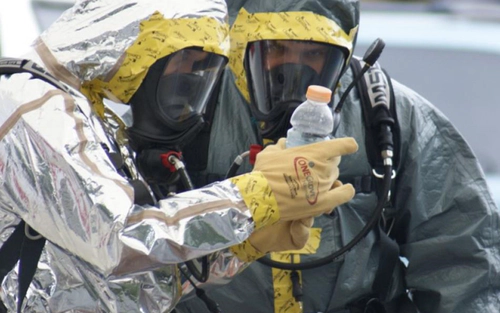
[174,0,500,312]
[0,0,258,312]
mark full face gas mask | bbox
[127,47,227,185]
[245,40,348,141]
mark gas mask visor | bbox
[127,47,227,151]
[156,47,227,132]
[245,40,348,122]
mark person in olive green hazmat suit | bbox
[174,0,500,313]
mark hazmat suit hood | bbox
[34,0,230,118]
[226,0,359,141]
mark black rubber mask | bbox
[127,48,226,151]
[245,40,347,139]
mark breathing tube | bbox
[138,150,218,312]
[142,151,211,282]
[225,39,395,271]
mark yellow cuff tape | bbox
[230,171,280,229]
[230,239,267,262]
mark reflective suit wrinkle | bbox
[0,0,257,311]
[0,69,254,312]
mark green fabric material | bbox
[227,0,359,35]
[177,0,500,312]
[181,69,500,313]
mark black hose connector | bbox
[225,163,240,179]
[166,154,195,190]
[225,151,250,179]
[290,270,303,303]
[378,124,394,152]
[372,105,394,152]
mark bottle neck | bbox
[306,98,328,106]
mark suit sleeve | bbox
[393,83,500,313]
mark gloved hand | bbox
[249,217,314,253]
[230,180,347,262]
[230,218,313,262]
[230,137,358,229]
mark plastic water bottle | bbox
[286,85,334,148]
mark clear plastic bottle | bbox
[286,85,334,148]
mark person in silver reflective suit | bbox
[174,0,500,313]
[0,0,360,312]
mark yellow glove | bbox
[230,180,346,261]
[231,137,358,229]
[230,218,313,262]
[252,217,314,252]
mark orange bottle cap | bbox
[306,85,332,103]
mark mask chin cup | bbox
[135,148,181,186]
[126,119,205,152]
[127,121,203,185]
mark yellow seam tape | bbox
[230,171,280,229]
[270,228,321,313]
[230,239,267,262]
[271,253,302,313]
[229,8,358,102]
[81,11,230,117]
[262,137,274,146]
[284,227,322,254]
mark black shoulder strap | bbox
[349,57,401,305]
[340,58,400,199]
[0,58,71,93]
[350,57,399,180]
[0,221,46,313]
[350,57,400,225]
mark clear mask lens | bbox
[246,40,347,121]
[156,48,227,126]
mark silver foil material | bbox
[39,0,228,84]
[0,0,253,312]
